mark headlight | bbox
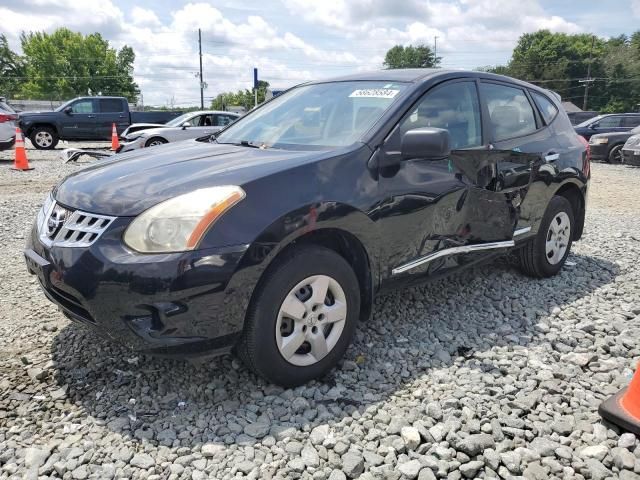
[123,186,245,253]
[590,137,608,145]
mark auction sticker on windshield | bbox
[349,89,400,99]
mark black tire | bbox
[238,245,360,387]
[29,126,59,150]
[608,144,623,164]
[518,195,575,278]
[145,137,168,148]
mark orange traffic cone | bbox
[11,127,33,171]
[600,362,640,435]
[111,123,120,151]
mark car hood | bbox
[54,140,337,216]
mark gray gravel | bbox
[2,148,640,479]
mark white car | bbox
[118,111,239,152]
[0,97,17,151]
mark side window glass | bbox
[71,100,94,114]
[215,115,234,126]
[597,116,621,128]
[99,99,123,113]
[399,81,482,149]
[481,83,537,141]
[531,91,558,125]
[622,117,640,128]
[201,115,213,126]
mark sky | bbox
[1,0,640,106]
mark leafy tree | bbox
[486,29,640,112]
[19,28,139,101]
[0,34,26,98]
[211,80,270,111]
[383,44,441,69]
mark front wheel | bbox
[517,195,575,278]
[145,137,168,148]
[608,144,623,164]
[238,245,360,386]
[30,126,59,150]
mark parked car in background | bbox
[25,69,588,386]
[567,111,599,126]
[0,97,18,151]
[574,113,640,140]
[622,133,640,165]
[18,96,183,149]
[589,125,640,163]
[118,111,239,152]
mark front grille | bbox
[38,197,115,248]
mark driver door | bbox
[61,99,97,139]
[375,79,536,283]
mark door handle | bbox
[87,115,96,118]
[119,114,125,118]
[545,153,559,162]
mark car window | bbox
[531,91,558,125]
[99,99,124,113]
[622,117,640,128]
[481,83,537,141]
[596,116,622,128]
[200,115,213,127]
[71,100,94,114]
[399,81,482,149]
[214,114,236,127]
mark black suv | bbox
[25,70,589,386]
[574,113,640,141]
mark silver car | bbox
[118,110,239,152]
[0,97,17,151]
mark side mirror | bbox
[181,122,191,130]
[589,123,598,130]
[401,127,451,161]
[64,107,73,115]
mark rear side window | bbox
[622,117,640,128]
[531,91,558,125]
[99,99,124,113]
[400,81,482,149]
[597,116,623,128]
[214,114,236,126]
[71,100,94,114]
[481,83,537,141]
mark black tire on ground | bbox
[608,144,623,164]
[518,195,575,278]
[238,245,360,387]
[145,137,168,148]
[29,126,59,150]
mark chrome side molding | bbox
[513,226,532,236]
[392,239,515,275]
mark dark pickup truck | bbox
[18,96,182,149]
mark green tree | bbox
[19,28,139,101]
[211,80,270,111]
[0,34,26,98]
[485,29,640,112]
[383,44,441,69]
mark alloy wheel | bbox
[35,131,53,148]
[545,211,571,265]
[275,274,347,367]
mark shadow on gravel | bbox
[50,252,619,448]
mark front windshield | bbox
[216,81,408,149]
[576,115,603,128]
[166,113,195,127]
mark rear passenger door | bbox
[97,98,128,139]
[622,116,640,130]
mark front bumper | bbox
[0,136,15,150]
[622,148,640,166]
[116,137,146,153]
[25,216,253,356]
[588,142,608,161]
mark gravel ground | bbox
[1,145,640,480]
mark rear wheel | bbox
[145,137,168,147]
[30,126,58,150]
[518,195,574,278]
[608,144,623,164]
[238,245,360,386]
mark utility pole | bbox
[434,36,438,67]
[198,28,204,109]
[580,35,596,111]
